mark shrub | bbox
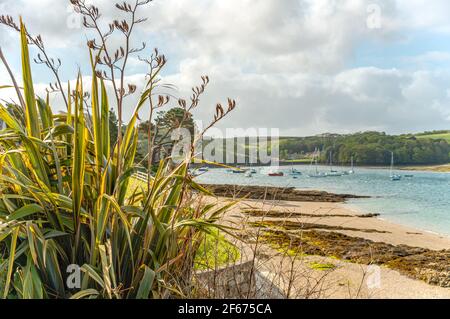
[0,2,235,299]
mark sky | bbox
[1,0,450,137]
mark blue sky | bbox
[1,0,450,136]
[351,31,450,70]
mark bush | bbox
[0,3,235,299]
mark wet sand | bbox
[204,194,450,299]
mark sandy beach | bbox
[201,185,450,299]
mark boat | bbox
[244,171,253,178]
[230,166,245,174]
[268,171,284,177]
[404,174,414,178]
[197,167,209,172]
[189,169,201,177]
[308,172,327,178]
[389,151,402,181]
[326,171,344,177]
[325,151,343,177]
[308,149,327,178]
[289,167,302,176]
[348,156,355,174]
[249,168,257,174]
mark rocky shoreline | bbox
[202,184,369,203]
[250,224,450,288]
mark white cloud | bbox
[1,0,450,135]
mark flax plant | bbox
[0,5,235,299]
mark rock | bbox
[201,184,369,203]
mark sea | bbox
[195,165,450,237]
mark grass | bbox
[309,262,336,271]
[194,229,240,271]
[404,132,450,172]
[416,132,450,143]
[281,158,311,163]
[401,164,450,172]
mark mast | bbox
[390,151,394,176]
[329,151,332,171]
[315,148,319,174]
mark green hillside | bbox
[415,130,450,143]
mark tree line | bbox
[280,132,450,165]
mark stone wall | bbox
[194,261,285,299]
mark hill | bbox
[415,130,450,143]
[278,132,450,166]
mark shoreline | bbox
[201,183,369,203]
[195,163,450,173]
[399,164,450,173]
[203,182,450,250]
[211,194,450,297]
[202,183,450,238]
[342,201,450,242]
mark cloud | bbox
[395,0,450,33]
[1,0,450,136]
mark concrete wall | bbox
[194,261,285,299]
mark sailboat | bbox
[289,165,302,177]
[325,151,343,177]
[390,151,402,181]
[348,156,355,174]
[342,156,355,175]
[308,149,327,178]
[248,163,257,174]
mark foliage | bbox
[135,107,195,164]
[279,132,450,165]
[309,262,336,271]
[415,131,450,143]
[0,6,235,299]
[194,228,240,271]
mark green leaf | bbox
[20,19,40,138]
[136,266,155,299]
[70,289,99,299]
[8,204,43,221]
[3,226,19,299]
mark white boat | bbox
[308,150,327,178]
[244,171,253,178]
[389,151,402,181]
[289,167,302,176]
[325,151,343,177]
[348,156,355,174]
[326,171,344,177]
[189,169,201,177]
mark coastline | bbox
[399,164,450,173]
[203,184,450,298]
[201,182,450,238]
[343,201,450,241]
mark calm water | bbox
[195,165,450,237]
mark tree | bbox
[156,107,195,137]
